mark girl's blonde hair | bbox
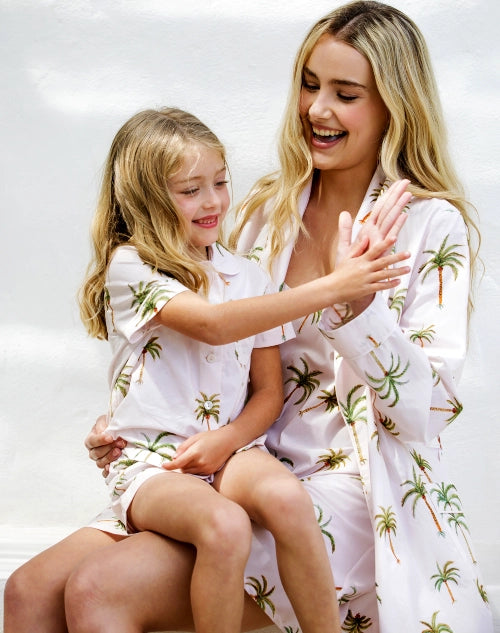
[229,0,479,309]
[80,107,226,340]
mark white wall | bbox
[1,0,499,629]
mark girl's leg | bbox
[66,471,253,633]
[215,448,341,633]
[3,527,122,633]
[64,530,272,633]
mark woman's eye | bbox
[215,180,228,188]
[338,93,358,102]
[302,80,319,92]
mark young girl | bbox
[79,106,410,633]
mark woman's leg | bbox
[3,527,122,633]
[67,471,253,633]
[64,529,272,633]
[215,449,341,633]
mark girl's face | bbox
[299,35,388,180]
[168,145,230,256]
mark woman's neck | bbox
[311,165,377,219]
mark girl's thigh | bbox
[128,469,248,543]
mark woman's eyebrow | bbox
[303,66,367,89]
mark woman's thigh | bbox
[4,527,121,633]
[65,528,271,632]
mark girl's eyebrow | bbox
[171,165,226,186]
[303,66,367,89]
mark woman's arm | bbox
[321,201,469,443]
[163,345,283,475]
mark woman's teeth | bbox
[312,127,346,140]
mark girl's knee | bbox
[201,502,252,561]
[255,477,314,528]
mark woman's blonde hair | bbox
[229,0,480,308]
[79,107,226,339]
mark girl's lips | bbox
[194,215,219,228]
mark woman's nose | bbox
[308,91,332,120]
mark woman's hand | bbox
[336,179,411,317]
[84,415,126,477]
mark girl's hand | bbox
[336,179,411,316]
[162,429,236,476]
[84,415,126,477]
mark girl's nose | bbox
[202,187,219,208]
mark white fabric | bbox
[236,166,493,632]
[89,171,493,632]
[102,243,292,526]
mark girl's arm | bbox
[162,345,284,475]
[157,245,410,347]
[157,181,411,346]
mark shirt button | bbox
[206,352,216,363]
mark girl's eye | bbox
[182,188,199,196]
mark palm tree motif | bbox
[341,609,373,632]
[299,387,338,417]
[194,392,221,429]
[315,504,335,553]
[431,560,460,604]
[314,448,350,472]
[430,397,463,424]
[338,586,358,605]
[420,610,453,633]
[375,505,400,564]
[409,325,436,347]
[410,450,433,484]
[365,351,409,408]
[284,357,322,405]
[359,182,389,223]
[297,309,322,334]
[388,288,407,319]
[245,575,276,615]
[401,467,444,534]
[339,385,368,464]
[418,235,465,308]
[134,431,176,462]
[431,482,461,512]
[136,336,162,383]
[104,287,117,332]
[129,280,174,322]
[476,578,489,603]
[245,245,264,263]
[114,458,139,470]
[113,365,132,398]
[284,627,299,633]
[376,412,399,437]
[447,513,476,563]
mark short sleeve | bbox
[105,246,188,344]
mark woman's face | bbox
[167,144,229,255]
[299,35,388,179]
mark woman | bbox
[4,2,493,632]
